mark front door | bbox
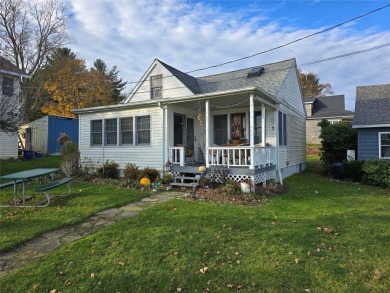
[174,114,195,148]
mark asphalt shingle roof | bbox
[158,59,201,94]
[307,95,354,118]
[158,58,295,98]
[195,59,295,98]
[353,84,390,126]
[0,56,27,76]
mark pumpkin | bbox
[198,165,206,172]
[140,177,151,187]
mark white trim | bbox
[0,69,29,78]
[379,132,390,159]
[73,86,277,114]
[353,124,390,129]
[307,115,353,120]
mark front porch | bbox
[163,91,281,186]
[169,145,277,185]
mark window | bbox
[91,120,103,146]
[120,117,133,145]
[254,111,262,144]
[150,75,162,99]
[136,116,150,144]
[278,111,287,146]
[2,77,14,96]
[105,119,117,145]
[214,115,227,145]
[379,132,390,158]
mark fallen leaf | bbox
[91,273,95,278]
[33,284,39,289]
[227,284,234,288]
[294,258,299,264]
[50,290,57,293]
[64,279,71,286]
[119,261,125,266]
[200,266,208,274]
[236,284,243,289]
[177,288,182,292]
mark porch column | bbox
[249,94,255,146]
[205,100,210,168]
[205,100,210,148]
[261,103,266,146]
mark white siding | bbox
[129,61,194,103]
[20,116,49,153]
[0,73,21,159]
[276,66,306,172]
[79,107,164,172]
[0,132,18,159]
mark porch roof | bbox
[72,86,278,114]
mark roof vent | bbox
[247,67,264,78]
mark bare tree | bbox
[0,0,70,123]
[0,95,19,133]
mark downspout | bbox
[275,108,283,185]
[159,102,166,174]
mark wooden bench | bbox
[34,177,73,207]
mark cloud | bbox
[66,0,390,110]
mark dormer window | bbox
[150,75,162,99]
[2,76,14,96]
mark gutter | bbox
[352,124,390,129]
[72,86,278,115]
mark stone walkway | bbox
[0,191,185,276]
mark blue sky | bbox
[66,0,390,110]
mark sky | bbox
[65,0,390,110]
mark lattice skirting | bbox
[207,171,276,185]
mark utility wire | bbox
[300,43,390,66]
[123,42,390,97]
[186,3,390,74]
[125,3,390,86]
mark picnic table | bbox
[0,168,71,208]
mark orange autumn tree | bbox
[42,58,115,117]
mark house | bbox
[305,95,354,144]
[72,58,306,185]
[352,84,390,160]
[19,115,79,155]
[0,56,29,159]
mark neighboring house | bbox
[352,84,390,160]
[0,56,29,159]
[305,95,354,144]
[19,115,79,155]
[73,58,306,185]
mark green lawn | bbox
[0,157,148,252]
[0,157,389,292]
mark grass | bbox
[0,157,148,252]
[0,157,389,292]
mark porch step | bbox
[170,172,204,189]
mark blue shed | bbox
[20,115,79,155]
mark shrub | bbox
[60,140,79,177]
[223,179,241,195]
[318,120,357,168]
[162,173,173,185]
[123,163,140,180]
[138,167,160,182]
[341,160,364,182]
[97,160,120,179]
[362,159,390,188]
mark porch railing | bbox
[206,146,276,169]
[169,146,276,169]
[169,146,186,166]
